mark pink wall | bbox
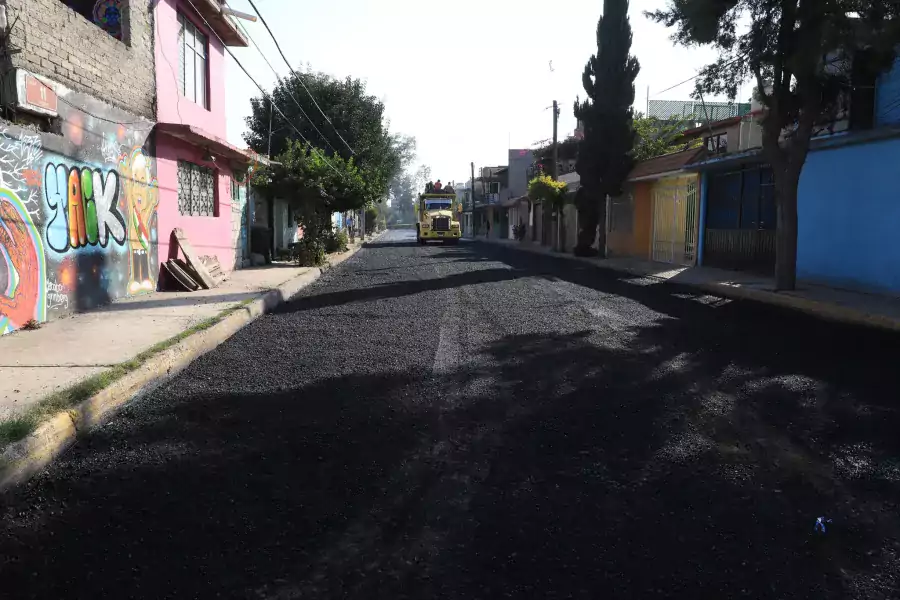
[155,136,237,273]
[153,0,239,280]
[154,0,228,138]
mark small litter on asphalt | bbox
[814,516,832,534]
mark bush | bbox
[513,223,527,241]
[324,229,349,253]
[293,237,326,266]
[365,206,378,235]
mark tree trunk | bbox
[596,193,607,258]
[574,187,599,256]
[774,170,800,291]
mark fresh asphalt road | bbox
[2,229,900,599]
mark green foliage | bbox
[324,229,349,253]
[365,205,378,235]
[646,0,900,289]
[254,139,366,245]
[528,174,568,209]
[245,71,408,203]
[633,113,702,162]
[293,236,326,267]
[532,137,580,163]
[574,0,640,255]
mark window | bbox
[178,13,209,108]
[59,0,125,40]
[178,161,216,216]
[705,132,728,154]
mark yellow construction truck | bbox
[416,193,461,245]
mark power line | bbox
[651,54,746,99]
[231,16,341,157]
[245,0,356,156]
[183,0,344,178]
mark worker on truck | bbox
[416,192,461,245]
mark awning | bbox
[187,0,248,47]
[156,123,257,166]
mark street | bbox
[2,229,899,599]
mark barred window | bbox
[178,161,216,216]
[178,13,209,108]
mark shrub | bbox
[512,223,527,241]
[324,229,349,253]
[293,237,326,266]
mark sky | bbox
[223,0,731,185]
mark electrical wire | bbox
[183,0,344,178]
[231,16,341,157]
[651,54,747,99]
[245,0,356,156]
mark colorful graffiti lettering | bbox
[119,148,158,293]
[0,187,46,334]
[44,163,126,253]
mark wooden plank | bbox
[174,258,209,290]
[172,228,215,289]
[164,260,199,291]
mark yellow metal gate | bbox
[651,176,699,265]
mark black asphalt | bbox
[2,229,900,599]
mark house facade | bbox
[0,0,158,334]
[153,0,254,274]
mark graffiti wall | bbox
[0,92,157,334]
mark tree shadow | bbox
[278,267,525,313]
[2,322,897,598]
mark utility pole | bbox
[470,161,475,237]
[552,100,560,251]
[267,97,273,159]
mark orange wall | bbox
[631,182,653,259]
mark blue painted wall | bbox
[798,135,900,294]
[875,56,900,127]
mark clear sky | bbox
[224,0,729,185]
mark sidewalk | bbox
[0,239,367,422]
[478,237,900,333]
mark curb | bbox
[474,238,900,334]
[0,238,373,493]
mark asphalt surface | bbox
[2,229,900,599]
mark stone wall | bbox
[0,78,158,335]
[6,0,156,118]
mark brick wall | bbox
[6,0,156,118]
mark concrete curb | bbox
[473,238,900,334]
[0,238,374,493]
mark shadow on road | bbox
[279,267,524,313]
[3,239,900,599]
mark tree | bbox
[254,140,367,247]
[633,113,702,162]
[647,1,900,289]
[573,0,641,257]
[388,172,418,224]
[244,70,406,208]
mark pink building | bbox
[153,0,253,277]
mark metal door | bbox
[651,177,699,265]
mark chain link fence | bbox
[647,100,751,123]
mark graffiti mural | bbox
[44,163,126,252]
[0,82,156,334]
[0,188,47,334]
[119,148,159,294]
